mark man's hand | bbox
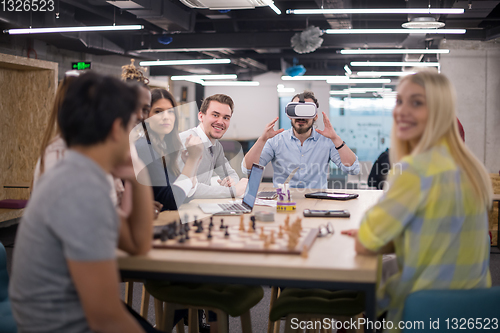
[316,111,340,141]
[153,201,163,219]
[218,176,236,187]
[111,152,136,181]
[234,178,249,197]
[185,135,203,161]
[260,117,284,142]
[341,229,358,238]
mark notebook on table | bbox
[199,163,264,215]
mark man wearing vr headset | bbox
[242,91,359,189]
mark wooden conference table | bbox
[118,187,383,332]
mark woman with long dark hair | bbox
[135,88,202,211]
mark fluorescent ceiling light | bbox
[344,65,352,75]
[282,75,336,81]
[281,75,390,84]
[351,62,439,67]
[356,71,416,77]
[134,48,233,53]
[171,74,237,80]
[326,29,466,34]
[4,25,143,35]
[277,84,295,93]
[340,49,450,55]
[202,81,259,87]
[327,78,392,84]
[268,2,281,15]
[287,8,464,15]
[140,59,231,66]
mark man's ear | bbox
[198,111,204,122]
[313,114,319,121]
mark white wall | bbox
[440,39,500,173]
[203,72,332,140]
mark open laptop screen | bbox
[242,164,264,209]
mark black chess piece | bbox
[224,225,229,238]
[207,227,212,239]
[184,223,190,240]
[184,222,191,231]
[196,221,203,233]
[220,218,224,230]
[209,218,214,228]
[178,235,185,243]
[160,227,168,242]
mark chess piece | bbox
[207,227,213,240]
[184,224,190,240]
[252,219,256,232]
[224,225,230,237]
[263,235,270,249]
[220,218,224,230]
[278,225,283,238]
[301,245,308,258]
[270,231,275,244]
[195,221,203,233]
[239,216,245,231]
[248,220,253,233]
[284,218,290,231]
[260,227,265,240]
[209,217,214,228]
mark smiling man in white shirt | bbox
[179,94,248,198]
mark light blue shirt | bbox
[242,129,359,189]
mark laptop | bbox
[198,163,264,215]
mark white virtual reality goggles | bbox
[285,93,317,119]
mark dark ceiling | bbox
[1,0,499,77]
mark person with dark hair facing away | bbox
[10,72,162,333]
[243,91,359,189]
[179,94,248,198]
[135,88,203,211]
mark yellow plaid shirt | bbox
[358,141,491,331]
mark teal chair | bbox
[0,242,17,333]
[403,287,500,332]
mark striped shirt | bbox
[358,141,491,331]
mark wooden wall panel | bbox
[0,54,58,200]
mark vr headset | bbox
[285,93,317,119]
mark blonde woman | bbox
[343,71,492,331]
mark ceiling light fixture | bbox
[281,75,391,83]
[350,62,440,67]
[140,59,231,66]
[340,49,450,55]
[267,1,281,15]
[286,8,464,15]
[344,65,352,75]
[402,17,445,29]
[330,88,393,94]
[202,81,259,86]
[171,74,237,80]
[4,25,144,35]
[327,78,392,84]
[277,84,295,93]
[326,29,466,34]
[356,71,416,77]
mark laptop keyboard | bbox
[219,203,247,212]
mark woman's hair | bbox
[145,88,181,177]
[38,74,79,175]
[390,70,492,208]
[121,59,149,86]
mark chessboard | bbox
[153,216,318,255]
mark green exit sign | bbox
[72,62,91,70]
